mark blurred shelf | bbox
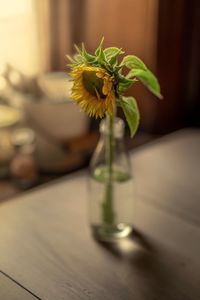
[0,131,158,203]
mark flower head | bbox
[70,65,115,118]
[67,38,162,136]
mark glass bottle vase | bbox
[88,116,134,242]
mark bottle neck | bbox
[100,117,125,139]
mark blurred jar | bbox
[0,105,21,178]
[10,128,38,189]
[0,131,14,178]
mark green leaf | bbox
[120,55,162,99]
[117,75,135,93]
[73,53,85,64]
[96,47,106,65]
[95,37,104,56]
[118,96,140,137]
[66,55,76,64]
[74,44,82,55]
[104,47,122,59]
[81,43,96,63]
[104,47,124,65]
[120,55,147,70]
[129,69,163,99]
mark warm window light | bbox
[0,0,41,75]
[0,0,32,17]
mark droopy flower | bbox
[70,65,115,118]
[67,39,162,136]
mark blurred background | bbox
[0,0,199,201]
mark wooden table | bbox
[0,129,200,300]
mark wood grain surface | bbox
[0,272,39,300]
[0,129,199,300]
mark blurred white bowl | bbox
[25,99,89,141]
[37,71,72,101]
[24,72,89,141]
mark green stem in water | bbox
[102,113,115,225]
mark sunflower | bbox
[70,65,115,118]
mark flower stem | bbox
[102,113,115,225]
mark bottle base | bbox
[91,223,132,242]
